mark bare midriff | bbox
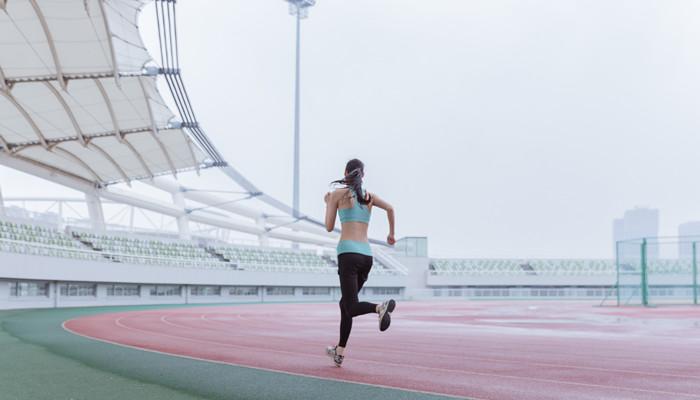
[339,220,369,242]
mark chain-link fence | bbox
[616,236,699,306]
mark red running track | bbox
[64,301,700,400]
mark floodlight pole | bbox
[293,8,301,220]
[285,0,316,221]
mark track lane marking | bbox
[69,313,700,399]
[191,311,700,377]
[62,318,479,400]
[186,308,700,368]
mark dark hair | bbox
[331,158,371,205]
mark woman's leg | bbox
[361,256,396,331]
[337,254,377,349]
[337,272,354,350]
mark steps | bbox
[519,262,537,275]
[322,255,337,268]
[204,247,236,269]
[70,232,120,262]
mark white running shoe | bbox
[326,345,344,367]
[378,299,396,332]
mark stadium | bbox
[1,1,699,399]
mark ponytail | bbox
[330,159,371,205]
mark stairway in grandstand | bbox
[519,263,538,275]
[71,232,121,262]
[204,247,234,265]
[322,255,338,268]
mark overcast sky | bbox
[2,0,700,258]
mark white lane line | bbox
[62,317,477,400]
[68,315,700,400]
[192,312,700,380]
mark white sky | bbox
[2,0,700,258]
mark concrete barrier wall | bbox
[0,252,407,310]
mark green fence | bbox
[616,236,700,306]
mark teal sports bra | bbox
[338,190,371,224]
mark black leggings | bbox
[337,253,377,348]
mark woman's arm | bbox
[369,193,395,245]
[324,191,338,232]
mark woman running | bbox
[323,158,396,367]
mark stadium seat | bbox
[0,218,401,274]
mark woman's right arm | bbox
[324,191,338,232]
[369,193,395,245]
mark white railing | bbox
[0,237,375,274]
[413,287,614,300]
[428,269,617,277]
[0,238,231,270]
[373,247,409,275]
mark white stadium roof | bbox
[0,0,389,248]
[0,0,208,186]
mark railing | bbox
[0,237,401,274]
[0,238,232,269]
[374,247,409,275]
[0,238,103,261]
[428,269,617,276]
[413,287,615,300]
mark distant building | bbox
[613,208,659,260]
[613,218,625,255]
[678,221,700,259]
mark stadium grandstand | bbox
[0,0,652,308]
[0,0,409,310]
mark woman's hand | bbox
[387,234,396,246]
[324,192,331,203]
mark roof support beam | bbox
[51,145,103,182]
[94,78,154,178]
[94,78,122,141]
[150,177,337,239]
[5,126,158,150]
[28,0,67,90]
[0,90,48,148]
[0,152,337,247]
[96,0,120,87]
[5,72,145,85]
[123,136,155,179]
[99,186,336,247]
[0,133,10,152]
[85,191,106,232]
[0,151,97,190]
[185,138,200,175]
[0,66,7,91]
[138,76,177,178]
[43,82,87,145]
[88,141,131,186]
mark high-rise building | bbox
[613,218,625,256]
[613,207,659,259]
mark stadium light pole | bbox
[285,0,316,221]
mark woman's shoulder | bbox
[333,187,351,196]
